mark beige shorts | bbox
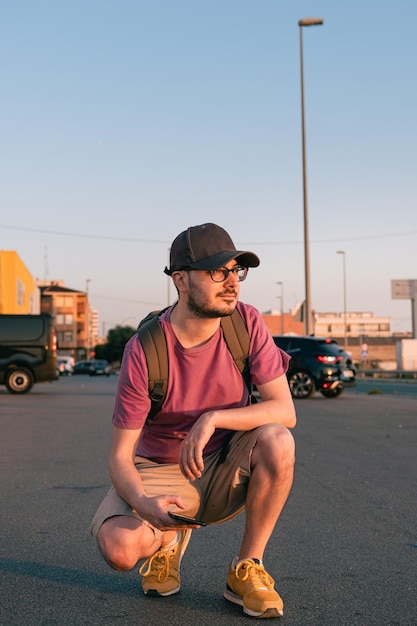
[90,424,282,540]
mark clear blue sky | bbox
[1,1,416,333]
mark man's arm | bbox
[179,374,296,480]
[254,374,296,426]
[109,426,189,529]
[109,425,146,504]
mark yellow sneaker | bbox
[138,530,192,596]
[224,558,284,618]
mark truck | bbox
[0,314,58,394]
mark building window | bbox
[57,314,73,325]
[58,331,73,344]
[56,296,73,308]
[17,279,26,306]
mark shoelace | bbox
[139,547,174,583]
[235,561,275,589]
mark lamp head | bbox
[298,18,324,27]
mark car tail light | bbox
[317,355,337,363]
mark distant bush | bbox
[94,325,136,364]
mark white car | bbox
[57,356,74,376]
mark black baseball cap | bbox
[164,223,260,275]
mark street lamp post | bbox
[85,278,91,358]
[277,282,284,334]
[167,247,171,306]
[336,251,347,349]
[299,17,324,336]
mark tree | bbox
[94,325,136,364]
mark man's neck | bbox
[169,302,221,348]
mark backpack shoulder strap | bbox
[137,310,168,418]
[220,308,253,396]
[138,307,254,419]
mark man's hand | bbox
[109,427,202,530]
[178,414,216,480]
[135,494,201,530]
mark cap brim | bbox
[190,250,260,270]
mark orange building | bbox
[0,251,40,314]
[261,312,304,336]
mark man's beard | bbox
[186,275,238,319]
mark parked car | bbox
[57,356,74,376]
[73,359,111,376]
[0,314,58,394]
[273,335,356,399]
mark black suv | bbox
[273,335,356,399]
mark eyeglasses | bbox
[208,266,248,282]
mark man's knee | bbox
[254,425,296,467]
[97,516,157,571]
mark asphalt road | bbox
[0,376,416,626]
[347,378,417,398]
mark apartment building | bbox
[314,311,391,339]
[38,281,93,360]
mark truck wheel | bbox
[6,368,34,394]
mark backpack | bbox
[137,307,253,418]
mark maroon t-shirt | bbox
[113,301,290,463]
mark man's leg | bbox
[97,515,191,597]
[91,463,199,596]
[223,424,295,618]
[239,425,295,560]
[97,515,169,570]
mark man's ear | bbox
[171,270,188,292]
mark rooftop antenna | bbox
[44,245,49,282]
